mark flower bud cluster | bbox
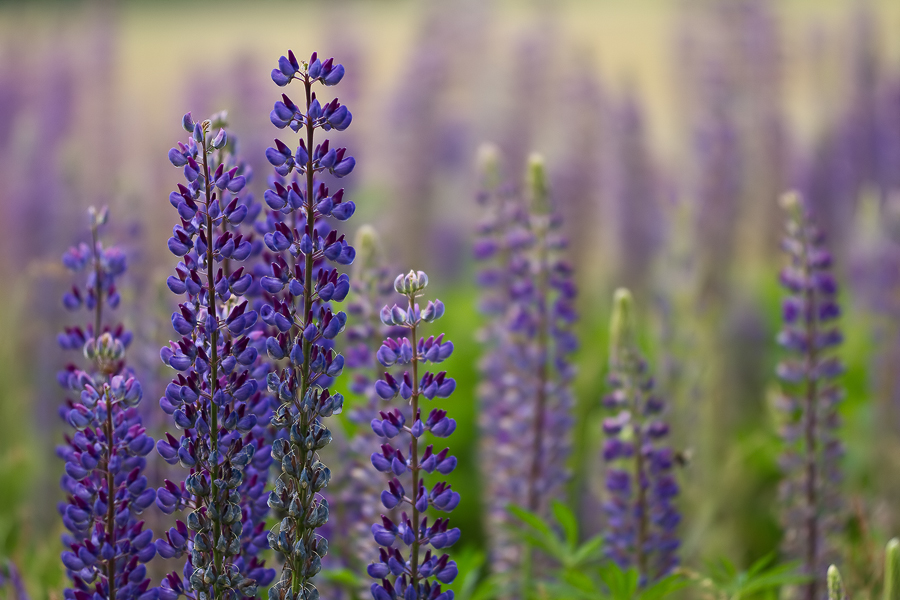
[367,271,459,600]
[601,289,679,582]
[775,192,845,600]
[157,113,265,600]
[259,50,356,600]
[472,148,578,575]
[57,208,158,600]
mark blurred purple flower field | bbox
[4,0,900,598]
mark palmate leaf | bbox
[507,504,569,563]
[700,553,810,600]
[546,564,687,600]
[507,503,606,569]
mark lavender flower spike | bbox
[57,207,157,600]
[261,50,355,600]
[368,271,459,600]
[602,289,680,582]
[775,191,844,600]
[157,113,262,600]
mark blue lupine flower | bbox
[367,271,459,600]
[776,192,845,600]
[157,111,264,600]
[260,51,356,600]
[57,207,158,600]
[601,289,680,582]
[473,148,578,575]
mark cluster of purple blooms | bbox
[367,270,460,600]
[776,192,845,600]
[601,289,680,582]
[259,50,355,600]
[57,207,157,600]
[46,40,861,600]
[473,147,578,574]
[158,111,271,600]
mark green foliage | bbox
[507,502,605,572]
[506,502,686,599]
[452,548,502,600]
[551,563,688,600]
[691,553,810,600]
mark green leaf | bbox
[508,504,554,537]
[571,535,606,568]
[637,574,689,600]
[552,500,579,549]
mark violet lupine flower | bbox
[323,225,400,575]
[368,270,459,600]
[775,192,845,600]
[201,115,277,595]
[156,112,263,600]
[601,288,680,582]
[57,206,158,600]
[473,149,577,574]
[260,50,355,600]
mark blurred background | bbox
[3,0,900,596]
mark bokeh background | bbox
[3,0,900,596]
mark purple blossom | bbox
[260,50,356,600]
[776,192,845,600]
[473,149,578,575]
[367,271,459,600]
[57,207,157,600]
[601,289,679,582]
[156,111,264,600]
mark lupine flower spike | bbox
[324,225,399,575]
[261,50,355,600]
[158,112,263,600]
[775,191,845,600]
[368,271,459,600]
[57,207,158,600]
[602,289,680,582]
[473,148,577,574]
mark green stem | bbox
[104,387,117,600]
[291,73,317,598]
[409,301,421,585]
[800,224,819,600]
[201,126,224,592]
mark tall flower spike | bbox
[261,50,355,600]
[324,225,400,577]
[473,148,578,576]
[601,289,680,582]
[57,207,158,600]
[199,113,277,596]
[368,271,459,600]
[157,112,263,600]
[775,191,845,600]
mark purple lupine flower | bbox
[156,112,263,600]
[260,50,355,600]
[775,192,845,600]
[601,288,680,582]
[57,207,158,600]
[323,225,401,579]
[473,149,577,575]
[202,115,277,596]
[368,270,459,600]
